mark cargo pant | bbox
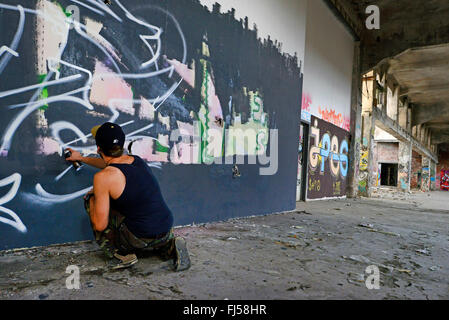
[84,195,174,259]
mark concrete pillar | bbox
[380,74,387,113]
[358,111,375,197]
[430,161,437,191]
[398,141,412,192]
[419,125,425,144]
[407,103,412,133]
[357,65,376,198]
[398,99,408,130]
[421,156,431,192]
[387,84,399,122]
[347,42,362,198]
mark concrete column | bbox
[358,112,375,197]
[421,156,431,192]
[430,161,437,191]
[398,99,408,130]
[356,64,377,198]
[398,141,412,192]
[347,42,362,198]
[407,103,412,133]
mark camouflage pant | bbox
[84,195,174,259]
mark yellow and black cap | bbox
[91,122,125,152]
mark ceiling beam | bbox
[412,103,449,126]
[400,85,449,97]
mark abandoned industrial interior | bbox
[0,0,448,301]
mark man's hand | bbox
[84,189,94,201]
[65,148,83,162]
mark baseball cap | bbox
[91,122,125,153]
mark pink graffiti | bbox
[302,93,311,112]
[318,106,350,131]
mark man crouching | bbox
[66,122,191,271]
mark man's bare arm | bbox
[65,148,106,169]
[90,171,111,232]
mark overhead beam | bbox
[389,58,449,73]
[412,103,449,126]
[400,85,449,98]
[431,130,449,145]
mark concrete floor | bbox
[0,191,448,300]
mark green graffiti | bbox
[155,140,170,153]
[38,74,49,111]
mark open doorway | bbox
[380,163,398,187]
[297,122,309,201]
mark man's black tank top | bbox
[109,156,174,238]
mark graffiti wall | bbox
[301,0,354,132]
[307,116,349,200]
[358,141,370,195]
[0,0,305,249]
[436,146,449,190]
[441,170,449,191]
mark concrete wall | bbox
[377,142,399,164]
[0,0,307,249]
[302,0,354,132]
[411,150,422,189]
[301,0,354,200]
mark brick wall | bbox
[411,150,422,189]
[437,147,449,190]
[377,142,399,163]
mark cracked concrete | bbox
[0,192,448,300]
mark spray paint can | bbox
[64,149,82,171]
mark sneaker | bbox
[172,237,191,272]
[107,253,138,270]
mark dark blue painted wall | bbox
[0,0,302,250]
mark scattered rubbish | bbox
[358,223,374,229]
[295,210,311,215]
[86,281,94,288]
[226,237,237,241]
[38,293,49,300]
[275,241,300,249]
[397,269,413,274]
[347,273,365,285]
[429,266,439,271]
[291,226,304,229]
[357,223,400,237]
[334,208,341,211]
[299,284,311,290]
[287,286,297,291]
[415,249,431,256]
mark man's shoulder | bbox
[95,166,121,181]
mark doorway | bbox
[380,163,398,187]
[297,122,309,201]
